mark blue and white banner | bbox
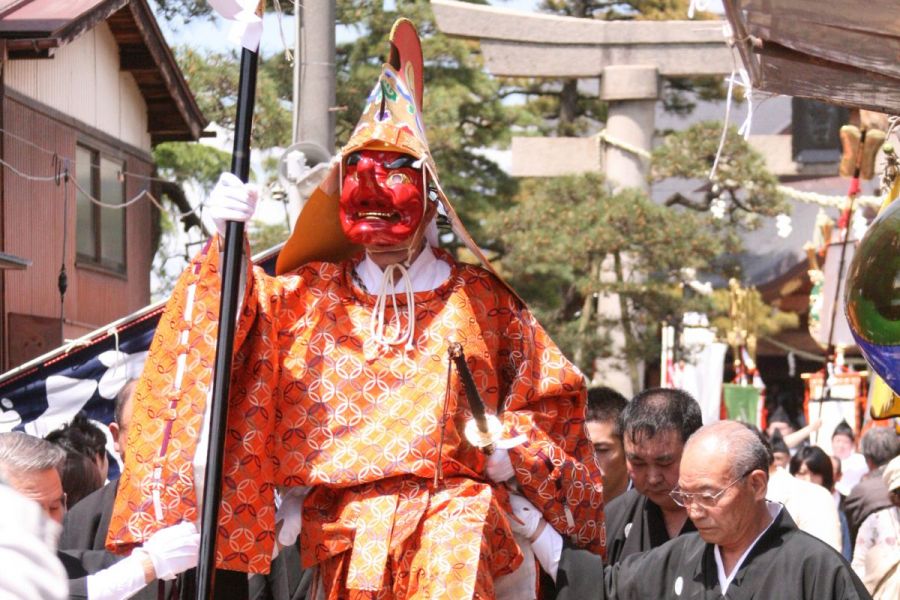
[0,247,280,478]
[0,309,160,479]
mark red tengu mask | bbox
[339,149,426,247]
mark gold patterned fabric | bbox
[108,238,605,598]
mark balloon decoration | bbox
[845,197,900,398]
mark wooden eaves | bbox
[723,0,900,115]
[0,0,207,143]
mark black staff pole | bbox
[195,45,259,600]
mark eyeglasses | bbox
[669,469,754,508]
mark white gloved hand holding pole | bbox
[141,521,200,581]
[208,172,259,239]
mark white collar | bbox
[356,245,450,294]
[714,502,782,594]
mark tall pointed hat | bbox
[276,18,507,289]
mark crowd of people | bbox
[1,380,896,599]
[583,387,899,599]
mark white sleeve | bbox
[851,513,876,579]
[785,480,842,552]
[86,552,149,600]
[531,523,563,583]
[0,485,68,600]
[811,485,843,552]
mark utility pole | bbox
[292,0,336,150]
[280,1,336,222]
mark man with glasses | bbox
[604,387,702,565]
[596,420,870,599]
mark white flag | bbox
[208,0,264,52]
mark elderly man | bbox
[0,431,68,523]
[603,387,702,565]
[0,431,200,600]
[597,421,871,599]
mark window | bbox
[75,144,125,272]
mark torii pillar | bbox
[433,0,733,394]
[600,65,658,191]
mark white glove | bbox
[208,172,259,238]
[141,521,200,581]
[275,486,309,548]
[486,447,515,483]
[86,553,148,600]
[507,493,562,583]
[507,493,543,539]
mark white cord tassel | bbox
[369,262,416,351]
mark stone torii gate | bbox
[433,0,734,394]
[432,0,733,192]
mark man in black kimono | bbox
[597,420,871,599]
[604,388,702,565]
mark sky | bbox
[157,1,725,57]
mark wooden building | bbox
[0,0,205,370]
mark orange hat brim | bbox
[275,186,362,275]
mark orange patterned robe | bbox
[108,238,604,598]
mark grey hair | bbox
[687,421,770,479]
[860,427,900,467]
[0,431,66,479]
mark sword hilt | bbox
[448,342,494,455]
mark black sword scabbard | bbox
[448,342,494,455]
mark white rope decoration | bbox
[272,0,293,63]
[710,62,753,181]
[886,115,900,143]
[596,129,652,160]
[776,184,881,209]
[369,263,417,351]
[106,327,124,382]
[597,128,881,212]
